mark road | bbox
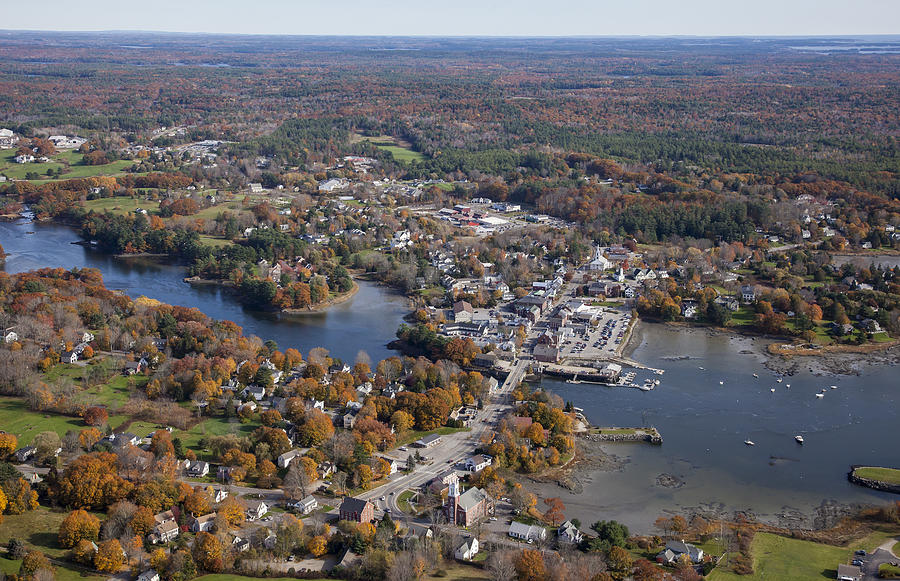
[359,358,525,516]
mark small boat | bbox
[776,378,783,383]
[744,440,755,446]
[794,435,804,444]
[830,385,837,389]
[815,393,824,399]
[654,379,661,385]
[785,384,790,388]
[698,366,705,370]
[719,381,724,385]
[752,373,759,378]
[770,388,776,393]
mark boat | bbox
[752,373,759,378]
[794,435,804,444]
[566,374,581,385]
[744,440,755,446]
[776,378,783,383]
[785,384,790,388]
[637,384,653,392]
[698,366,705,370]
[719,381,724,385]
[830,385,837,389]
[654,379,661,385]
[770,388,776,393]
[815,393,824,399]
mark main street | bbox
[358,357,527,516]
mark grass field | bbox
[397,489,418,514]
[352,134,426,163]
[198,234,234,248]
[0,557,106,581]
[708,532,850,581]
[0,507,82,558]
[0,397,108,446]
[0,150,134,181]
[853,466,900,485]
[81,197,160,215]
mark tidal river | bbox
[534,324,900,532]
[0,218,409,363]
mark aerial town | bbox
[0,25,898,581]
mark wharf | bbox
[583,426,663,445]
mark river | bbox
[0,218,409,364]
[533,324,900,533]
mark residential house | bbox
[232,537,251,552]
[740,285,756,303]
[381,457,400,475]
[246,501,268,520]
[681,300,699,319]
[656,540,704,564]
[294,495,318,515]
[508,521,546,542]
[214,489,228,503]
[136,570,160,581]
[464,454,492,473]
[186,461,210,478]
[558,520,583,545]
[14,446,36,463]
[277,449,304,469]
[61,350,78,364]
[4,330,18,343]
[150,519,179,544]
[454,537,479,561]
[189,513,217,533]
[339,497,374,523]
[343,409,358,429]
[837,564,862,581]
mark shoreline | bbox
[282,280,360,315]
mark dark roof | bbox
[339,497,370,514]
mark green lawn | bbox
[0,397,91,446]
[0,149,135,181]
[397,489,418,514]
[81,197,160,215]
[853,466,900,485]
[355,136,426,163]
[198,234,234,248]
[0,557,107,581]
[196,575,327,581]
[708,532,856,581]
[0,506,86,558]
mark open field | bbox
[0,507,87,558]
[0,397,111,446]
[709,529,900,581]
[853,466,900,485]
[0,558,106,581]
[198,234,234,248]
[81,197,160,215]
[351,134,426,163]
[0,150,134,181]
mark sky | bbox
[4,0,900,37]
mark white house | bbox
[186,461,210,477]
[247,500,269,520]
[277,449,304,469]
[464,455,492,473]
[214,488,229,503]
[295,495,318,515]
[454,537,479,561]
[508,522,546,542]
[4,331,18,343]
[557,520,583,545]
[136,570,160,581]
[189,513,216,533]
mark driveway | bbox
[861,542,899,581]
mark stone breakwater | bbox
[848,466,900,494]
[582,427,663,445]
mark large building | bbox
[339,497,374,523]
[443,473,493,527]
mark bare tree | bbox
[487,550,517,581]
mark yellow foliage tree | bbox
[58,509,100,548]
[0,433,17,459]
[307,535,327,557]
[93,539,124,573]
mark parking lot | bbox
[558,309,632,360]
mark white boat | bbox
[830,385,837,389]
[776,378,783,383]
[654,379,661,385]
[786,384,790,388]
[815,393,824,399]
[752,373,759,378]
[744,440,755,446]
[698,366,705,370]
[794,435,804,444]
[719,381,724,385]
[770,388,776,393]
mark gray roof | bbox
[340,497,371,514]
[456,487,488,511]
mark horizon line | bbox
[2,29,900,39]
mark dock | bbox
[583,426,663,445]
